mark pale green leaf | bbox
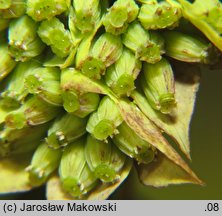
[137,152,205,187]
[46,175,72,200]
[0,153,33,193]
[115,98,203,186]
[61,70,115,96]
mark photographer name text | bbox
[2,202,117,213]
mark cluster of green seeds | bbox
[0,0,221,198]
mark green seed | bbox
[146,33,165,62]
[1,61,40,109]
[24,67,62,106]
[85,135,126,183]
[62,90,80,113]
[5,96,62,129]
[8,15,45,62]
[103,0,139,35]
[91,33,123,67]
[113,122,156,164]
[0,123,50,157]
[72,0,101,33]
[61,68,81,112]
[105,48,142,96]
[141,57,176,114]
[122,21,151,57]
[27,141,62,186]
[138,0,182,30]
[79,33,123,79]
[68,5,101,47]
[59,139,98,198]
[61,68,101,114]
[61,67,108,96]
[38,17,73,58]
[46,113,87,149]
[163,30,218,64]
[122,21,164,63]
[73,93,100,118]
[86,96,123,141]
[0,41,17,81]
[27,0,70,21]
[81,58,106,80]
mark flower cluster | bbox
[0,0,221,199]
